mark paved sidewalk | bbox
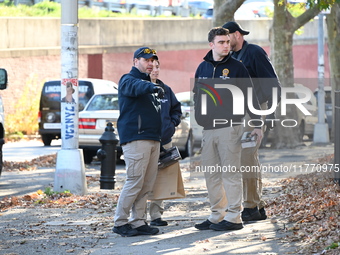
[0,142,335,255]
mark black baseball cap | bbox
[133,47,158,60]
[222,21,250,35]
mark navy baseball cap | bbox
[133,47,158,60]
[222,21,250,35]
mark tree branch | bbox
[293,5,321,31]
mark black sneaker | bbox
[113,224,139,237]
[259,207,267,220]
[209,220,244,231]
[150,218,168,226]
[194,219,213,230]
[136,223,159,235]
[242,206,262,221]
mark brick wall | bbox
[0,43,330,118]
[0,17,330,118]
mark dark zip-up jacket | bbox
[193,50,262,130]
[232,41,281,109]
[117,66,162,145]
[156,79,182,145]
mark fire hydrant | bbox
[97,122,119,189]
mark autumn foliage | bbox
[267,166,340,254]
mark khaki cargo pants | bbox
[114,140,160,228]
[241,104,267,210]
[201,125,243,224]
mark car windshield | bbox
[87,94,119,111]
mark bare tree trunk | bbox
[326,3,340,141]
[213,0,245,26]
[270,0,301,148]
[270,0,322,148]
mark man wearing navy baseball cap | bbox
[133,46,159,60]
[113,46,165,237]
[223,21,281,222]
[222,21,250,35]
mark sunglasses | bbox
[136,48,157,58]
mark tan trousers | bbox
[148,142,172,221]
[201,126,243,224]
[114,140,160,228]
[241,104,266,209]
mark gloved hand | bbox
[153,86,165,99]
[159,146,167,158]
[265,113,276,129]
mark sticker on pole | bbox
[61,78,78,104]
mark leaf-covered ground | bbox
[1,153,339,254]
[267,154,340,254]
[3,153,57,172]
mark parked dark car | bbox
[38,79,118,146]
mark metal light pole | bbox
[54,0,87,195]
[313,13,329,144]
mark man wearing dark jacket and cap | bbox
[113,47,165,237]
[222,21,281,222]
[193,27,263,232]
